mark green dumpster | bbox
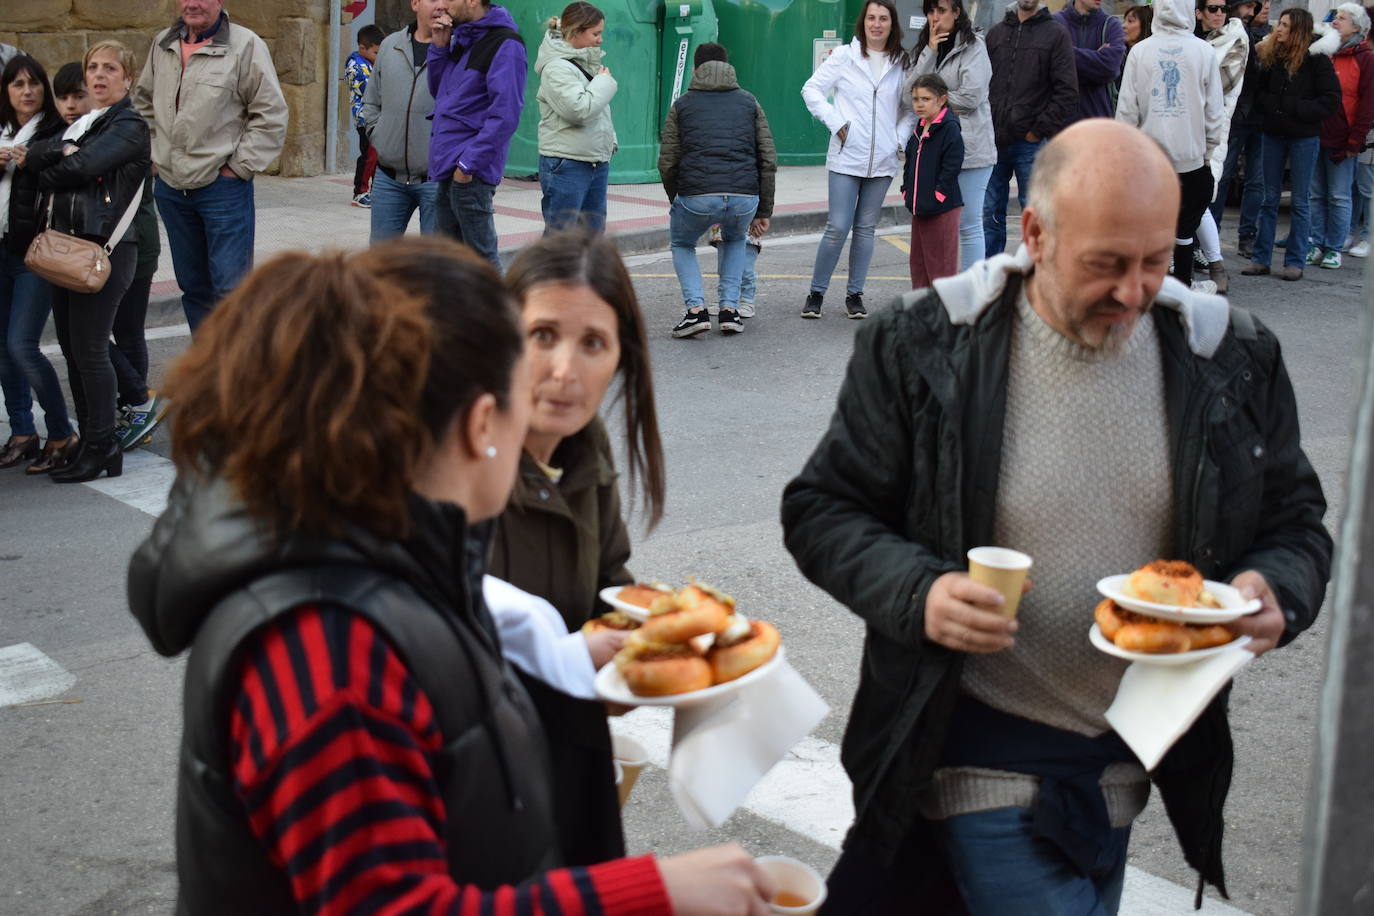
[505,1,716,185]
[715,0,850,166]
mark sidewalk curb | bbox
[127,204,907,335]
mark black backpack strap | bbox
[566,58,595,81]
[461,26,523,74]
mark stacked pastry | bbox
[1094,560,1236,654]
[607,583,781,696]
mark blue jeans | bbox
[1309,152,1357,252]
[957,165,993,270]
[1356,159,1374,241]
[436,176,501,269]
[984,139,1042,257]
[154,173,255,333]
[943,807,1132,916]
[1211,123,1264,238]
[809,171,893,296]
[539,156,610,234]
[716,241,760,304]
[369,169,438,243]
[670,194,757,311]
[0,248,72,439]
[1255,133,1320,269]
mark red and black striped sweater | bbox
[228,603,672,915]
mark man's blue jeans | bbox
[1211,123,1264,239]
[0,248,72,439]
[539,156,610,234]
[369,169,438,243]
[943,807,1132,916]
[809,171,893,296]
[1255,133,1320,269]
[435,176,501,269]
[670,194,757,311]
[983,139,1042,257]
[154,173,255,333]
[1309,152,1357,253]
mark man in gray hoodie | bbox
[362,0,445,241]
[1117,0,1226,288]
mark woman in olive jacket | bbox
[26,40,149,480]
[1241,8,1340,279]
[492,230,665,867]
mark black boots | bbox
[50,436,122,483]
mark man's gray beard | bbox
[1096,318,1135,357]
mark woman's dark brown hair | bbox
[0,55,61,133]
[1258,7,1313,75]
[855,0,907,64]
[165,237,524,539]
[1123,5,1155,45]
[505,230,666,530]
[548,1,604,39]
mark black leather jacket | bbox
[1,114,64,254]
[28,97,149,243]
[783,276,1331,902]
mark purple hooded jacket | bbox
[1054,4,1126,121]
[426,4,527,185]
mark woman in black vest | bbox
[127,237,773,916]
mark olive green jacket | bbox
[489,418,633,632]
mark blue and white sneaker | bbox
[118,393,168,451]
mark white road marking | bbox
[39,322,190,357]
[0,642,76,708]
[613,708,1253,915]
[82,449,178,517]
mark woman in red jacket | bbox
[1307,5,1374,269]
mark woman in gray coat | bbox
[911,0,995,269]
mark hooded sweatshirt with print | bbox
[1116,0,1226,172]
[802,39,914,178]
[534,28,618,163]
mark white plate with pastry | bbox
[1089,623,1250,665]
[594,647,785,707]
[1095,574,1257,623]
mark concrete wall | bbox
[0,0,349,176]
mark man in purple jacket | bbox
[428,0,526,268]
[1054,0,1126,122]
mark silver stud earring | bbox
[486,446,497,459]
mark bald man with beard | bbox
[782,120,1331,914]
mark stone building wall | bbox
[0,0,349,176]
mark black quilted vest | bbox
[171,560,559,913]
[673,85,762,199]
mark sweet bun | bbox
[1185,623,1235,650]
[639,584,733,643]
[1125,560,1205,607]
[1094,598,1126,641]
[582,610,641,634]
[708,620,781,684]
[616,584,671,610]
[1113,621,1194,654]
[614,638,712,696]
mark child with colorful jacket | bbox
[901,73,965,288]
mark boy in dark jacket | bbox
[901,74,965,288]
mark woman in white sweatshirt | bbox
[801,0,913,320]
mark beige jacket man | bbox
[133,13,287,190]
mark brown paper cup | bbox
[755,856,827,915]
[967,547,1033,618]
[611,734,649,808]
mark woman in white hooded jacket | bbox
[801,0,913,319]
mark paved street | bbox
[0,208,1362,914]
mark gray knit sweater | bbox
[921,290,1171,827]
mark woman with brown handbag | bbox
[25,40,149,482]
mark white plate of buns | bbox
[1096,560,1259,624]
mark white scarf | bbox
[0,111,44,240]
[62,105,109,143]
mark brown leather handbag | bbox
[24,187,141,294]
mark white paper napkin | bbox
[666,660,830,829]
[1104,645,1254,771]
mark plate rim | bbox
[1088,622,1251,665]
[594,645,786,707]
[597,584,672,622]
[1095,574,1258,623]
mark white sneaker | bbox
[738,300,755,318]
[1350,240,1370,258]
[1190,279,1218,294]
